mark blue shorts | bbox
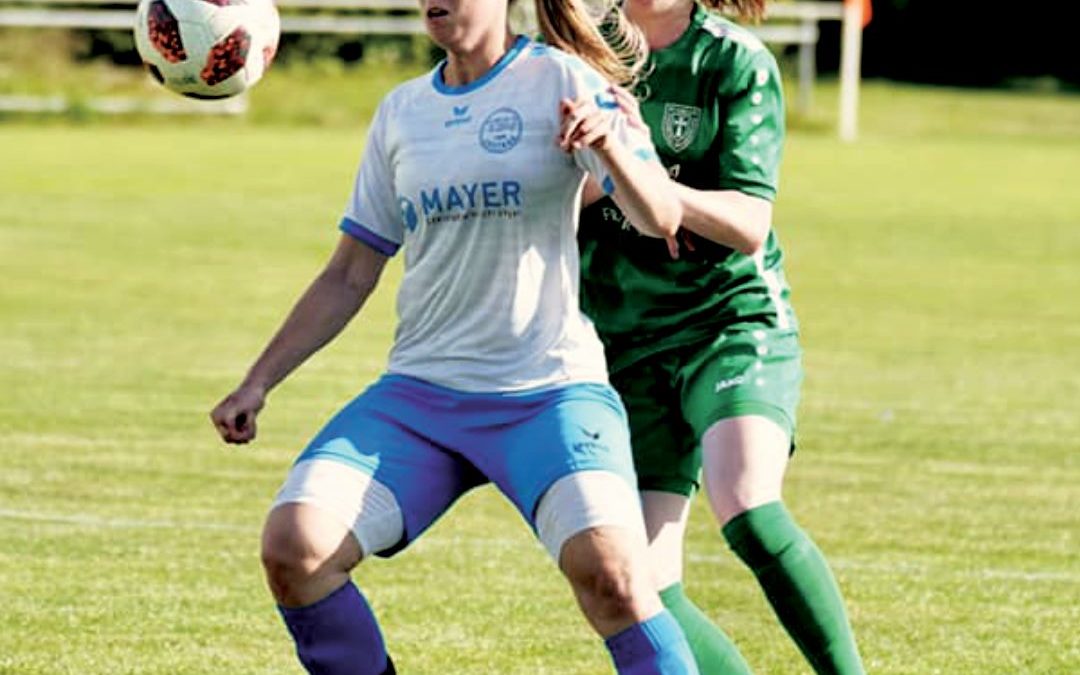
[294,374,635,556]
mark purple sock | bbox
[278,581,389,675]
[605,611,700,675]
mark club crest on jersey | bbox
[661,104,702,153]
[479,107,523,154]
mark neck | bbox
[626,0,695,51]
[443,31,516,87]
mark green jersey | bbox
[579,6,797,373]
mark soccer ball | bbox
[133,0,280,99]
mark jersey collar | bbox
[432,35,529,96]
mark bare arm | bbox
[601,85,773,257]
[673,186,772,256]
[581,176,606,208]
[560,97,681,239]
[580,177,770,256]
[210,235,389,443]
[598,140,681,239]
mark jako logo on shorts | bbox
[479,107,523,154]
[714,375,746,393]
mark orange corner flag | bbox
[845,0,873,27]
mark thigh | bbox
[611,356,700,497]
[677,328,803,523]
[678,327,803,444]
[701,415,791,524]
[641,490,692,590]
[290,375,486,556]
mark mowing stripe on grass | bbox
[0,507,251,532]
[3,506,1074,585]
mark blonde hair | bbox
[699,0,768,22]
[534,0,648,87]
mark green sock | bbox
[659,582,752,675]
[723,501,865,675]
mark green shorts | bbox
[609,327,803,497]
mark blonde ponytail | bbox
[534,0,648,87]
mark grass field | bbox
[1,80,1079,674]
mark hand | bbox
[665,228,697,260]
[608,85,646,132]
[558,97,614,153]
[210,383,265,444]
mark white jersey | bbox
[341,36,659,392]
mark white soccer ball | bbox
[133,0,280,99]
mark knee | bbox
[260,504,359,605]
[261,528,320,602]
[562,529,648,624]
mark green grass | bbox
[2,81,1079,674]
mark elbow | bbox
[648,188,683,238]
[735,228,768,256]
[344,271,379,301]
[733,212,772,256]
[321,264,378,305]
[626,198,681,239]
[655,199,683,238]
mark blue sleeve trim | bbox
[601,175,616,195]
[339,217,400,257]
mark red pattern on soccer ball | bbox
[200,27,252,86]
[146,0,186,63]
[262,44,277,70]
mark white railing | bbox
[0,0,862,136]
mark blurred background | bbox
[2,0,1079,123]
[826,0,1080,88]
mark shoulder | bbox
[698,12,769,55]
[377,70,438,120]
[692,11,780,87]
[521,41,610,92]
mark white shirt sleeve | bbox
[340,100,403,256]
[564,61,660,196]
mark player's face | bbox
[421,0,508,52]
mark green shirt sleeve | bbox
[715,49,785,201]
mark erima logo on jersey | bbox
[445,105,472,129]
[407,181,524,226]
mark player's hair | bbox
[535,0,648,87]
[697,0,767,22]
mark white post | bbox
[838,1,863,142]
[797,18,816,116]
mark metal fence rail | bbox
[0,0,861,135]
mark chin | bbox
[425,25,460,51]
